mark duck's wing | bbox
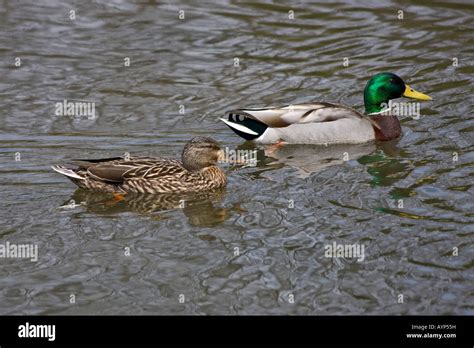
[226,102,366,128]
[79,157,184,183]
[52,157,129,181]
[121,159,185,180]
[70,156,159,169]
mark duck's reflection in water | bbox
[61,188,230,227]
[235,139,402,177]
[263,143,376,176]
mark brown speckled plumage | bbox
[52,137,226,194]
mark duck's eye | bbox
[379,86,387,92]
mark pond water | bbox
[0,0,473,315]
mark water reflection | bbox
[61,188,230,227]
[357,139,408,187]
[233,139,405,178]
[1,0,471,315]
[263,143,376,177]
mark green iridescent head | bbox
[364,72,432,114]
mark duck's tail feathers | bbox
[51,165,85,180]
[220,113,268,141]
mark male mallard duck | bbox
[220,72,432,144]
[51,137,226,194]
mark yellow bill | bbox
[403,85,432,101]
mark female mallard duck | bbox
[51,137,226,194]
[220,72,432,144]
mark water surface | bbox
[0,0,473,315]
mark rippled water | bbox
[0,0,473,315]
